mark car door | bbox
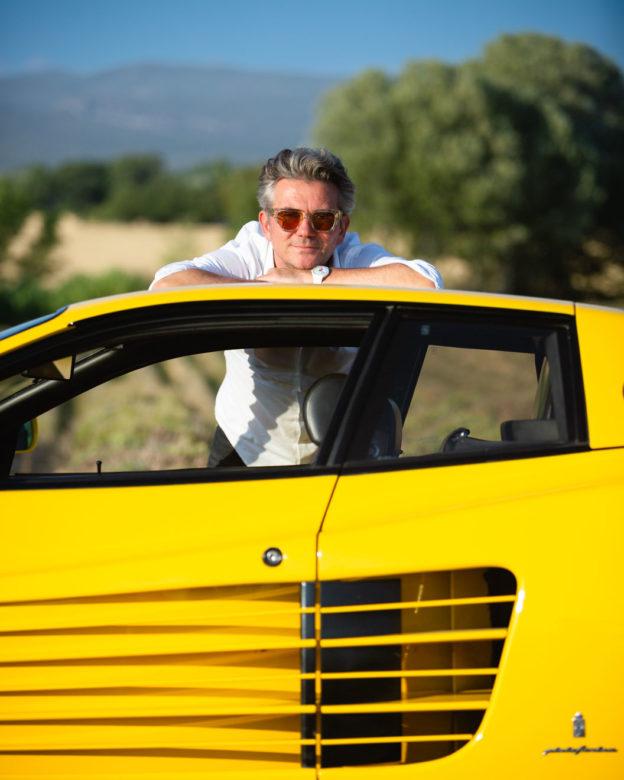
[0,297,378,778]
[311,303,621,776]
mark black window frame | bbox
[0,300,385,487]
[0,300,590,487]
[327,305,588,473]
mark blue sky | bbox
[1,0,623,76]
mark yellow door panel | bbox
[575,303,624,449]
[2,476,334,600]
[0,474,333,777]
[315,449,624,777]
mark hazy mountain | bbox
[0,63,342,171]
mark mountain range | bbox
[0,64,342,171]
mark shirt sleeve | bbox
[150,222,266,288]
[336,234,444,289]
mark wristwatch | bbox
[311,265,331,284]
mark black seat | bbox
[303,373,347,445]
[500,419,560,443]
[303,374,403,458]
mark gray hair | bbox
[257,147,355,214]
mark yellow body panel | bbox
[1,475,335,600]
[318,448,624,777]
[0,475,334,776]
[575,303,624,449]
[1,287,622,777]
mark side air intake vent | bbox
[0,569,516,773]
[304,567,517,768]
[0,583,311,774]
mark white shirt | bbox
[151,220,444,286]
[151,221,443,465]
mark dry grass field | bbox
[10,213,471,289]
[10,213,622,298]
[11,213,229,286]
[29,353,225,474]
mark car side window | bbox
[14,352,226,475]
[401,345,540,457]
[346,314,583,465]
[4,336,361,478]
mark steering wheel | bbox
[440,427,471,453]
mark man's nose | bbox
[296,214,317,235]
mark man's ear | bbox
[337,214,350,244]
[258,210,271,239]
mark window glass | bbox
[6,337,360,477]
[0,373,32,404]
[348,316,572,464]
[401,346,538,457]
[18,352,225,474]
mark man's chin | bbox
[286,254,326,270]
[273,246,331,270]
[278,257,324,271]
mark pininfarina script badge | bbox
[543,746,617,756]
[542,712,617,756]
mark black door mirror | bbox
[16,419,38,453]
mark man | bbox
[151,147,443,466]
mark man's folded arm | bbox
[257,263,439,288]
[150,268,251,289]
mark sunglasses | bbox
[269,208,342,232]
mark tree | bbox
[0,177,31,267]
[183,159,234,223]
[52,161,110,214]
[478,34,624,296]
[218,164,262,232]
[315,69,401,234]
[315,34,624,299]
[0,175,60,326]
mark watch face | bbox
[312,266,330,282]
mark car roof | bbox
[0,284,581,354]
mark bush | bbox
[49,270,150,308]
[0,270,151,329]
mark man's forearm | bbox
[258,263,437,289]
[150,268,251,289]
[151,263,438,290]
[326,264,437,288]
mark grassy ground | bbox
[23,352,225,474]
[401,347,536,456]
[10,213,472,290]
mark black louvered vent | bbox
[0,569,515,773]
[302,567,516,768]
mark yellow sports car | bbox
[0,285,622,778]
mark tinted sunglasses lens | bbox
[310,211,337,231]
[275,210,302,230]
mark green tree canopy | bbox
[315,33,624,299]
[0,177,31,263]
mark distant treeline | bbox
[0,156,263,325]
[5,155,261,227]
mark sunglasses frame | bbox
[269,208,342,232]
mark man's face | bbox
[258,178,349,270]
